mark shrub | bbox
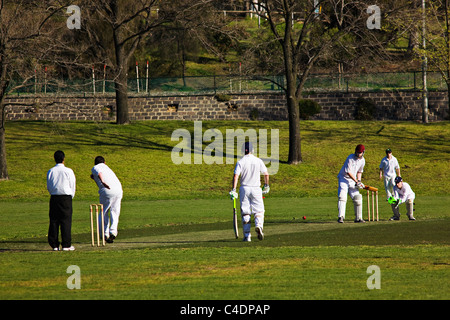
[354,97,377,120]
[250,108,259,120]
[215,94,231,102]
[298,99,322,120]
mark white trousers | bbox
[338,179,362,220]
[239,186,265,239]
[98,192,123,237]
[383,175,396,200]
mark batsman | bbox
[337,144,366,223]
[230,142,270,242]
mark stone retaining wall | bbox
[4,90,448,122]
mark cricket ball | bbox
[302,216,306,220]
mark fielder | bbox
[389,176,416,221]
[90,156,123,243]
[230,142,269,242]
[337,144,366,223]
[379,148,400,201]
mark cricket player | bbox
[379,148,400,200]
[389,176,416,221]
[90,156,123,243]
[337,144,366,223]
[230,142,269,241]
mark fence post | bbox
[92,65,96,95]
[103,64,106,94]
[136,62,140,93]
[146,61,149,94]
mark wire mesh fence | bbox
[7,71,447,96]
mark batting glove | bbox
[356,181,365,189]
[262,184,270,195]
[229,189,238,200]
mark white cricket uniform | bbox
[234,154,268,239]
[337,154,365,219]
[379,155,400,199]
[92,163,123,237]
[393,182,415,203]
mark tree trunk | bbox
[114,40,130,125]
[0,103,8,180]
[287,94,302,164]
[283,41,302,164]
[115,69,130,125]
[447,81,450,120]
[0,68,9,180]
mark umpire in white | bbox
[47,151,76,251]
[230,142,270,241]
[379,148,400,201]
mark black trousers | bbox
[48,195,73,249]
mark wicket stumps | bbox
[364,186,379,221]
[90,204,105,246]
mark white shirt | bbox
[337,154,365,184]
[234,154,268,187]
[394,182,415,202]
[91,163,123,196]
[379,155,400,177]
[47,163,76,198]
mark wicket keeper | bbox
[337,144,366,223]
[230,142,269,241]
[389,176,416,221]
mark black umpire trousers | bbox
[48,195,73,249]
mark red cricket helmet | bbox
[355,144,365,154]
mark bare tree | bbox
[416,0,450,119]
[244,0,408,164]
[247,1,366,164]
[79,0,217,124]
[76,0,171,124]
[0,0,69,180]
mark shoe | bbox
[106,234,116,243]
[243,236,251,242]
[408,216,416,221]
[62,246,75,251]
[337,217,344,223]
[354,219,366,223]
[255,226,264,240]
[389,216,399,221]
[52,247,60,251]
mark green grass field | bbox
[0,120,449,302]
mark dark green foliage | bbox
[299,99,322,120]
[354,97,377,120]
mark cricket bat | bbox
[364,185,378,192]
[233,197,239,239]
